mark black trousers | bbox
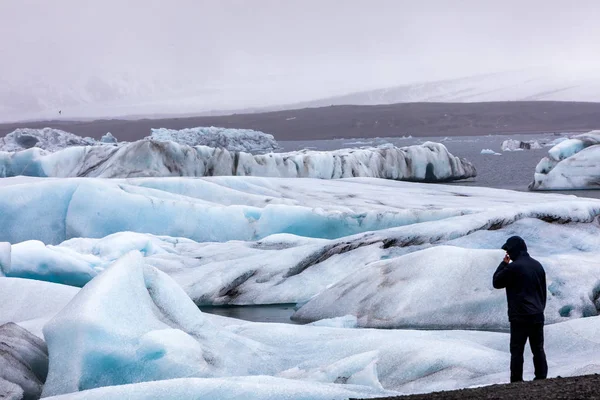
[510,321,548,382]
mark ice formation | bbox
[149,126,279,153]
[0,323,48,400]
[100,132,118,144]
[501,139,543,151]
[37,249,600,398]
[0,278,79,338]
[3,177,600,331]
[530,131,600,190]
[0,128,97,152]
[0,176,575,245]
[292,245,600,329]
[2,173,600,397]
[0,140,476,181]
[480,148,501,155]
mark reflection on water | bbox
[200,304,302,324]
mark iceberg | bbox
[149,126,279,154]
[480,149,501,155]
[39,249,600,397]
[501,139,543,151]
[530,131,600,190]
[99,132,118,144]
[0,128,97,152]
[0,140,476,181]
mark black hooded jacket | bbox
[493,236,547,323]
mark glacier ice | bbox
[38,249,600,397]
[0,128,97,152]
[99,132,118,144]
[0,323,48,400]
[530,131,600,190]
[0,139,476,181]
[501,139,543,151]
[0,126,278,154]
[149,126,279,153]
[292,245,600,329]
[480,148,501,155]
[0,278,78,338]
[0,176,517,245]
[4,177,600,331]
[42,376,394,400]
[42,251,393,397]
[0,242,9,275]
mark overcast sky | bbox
[1,0,600,118]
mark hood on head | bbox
[501,236,528,260]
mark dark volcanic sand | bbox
[2,101,600,141]
[356,374,600,400]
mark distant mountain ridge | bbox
[3,69,600,123]
[296,70,600,107]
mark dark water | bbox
[200,304,301,324]
[205,133,600,323]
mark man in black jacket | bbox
[493,236,548,382]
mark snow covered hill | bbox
[303,69,600,107]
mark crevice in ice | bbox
[217,270,257,299]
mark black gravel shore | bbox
[355,374,600,400]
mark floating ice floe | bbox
[37,250,600,398]
[501,139,543,151]
[530,131,600,190]
[0,140,476,181]
[480,149,501,155]
[149,126,279,153]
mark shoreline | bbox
[355,374,600,400]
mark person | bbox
[493,236,548,382]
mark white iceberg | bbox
[149,126,279,154]
[501,139,543,151]
[0,128,97,152]
[0,140,475,181]
[530,131,600,190]
[480,149,501,155]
